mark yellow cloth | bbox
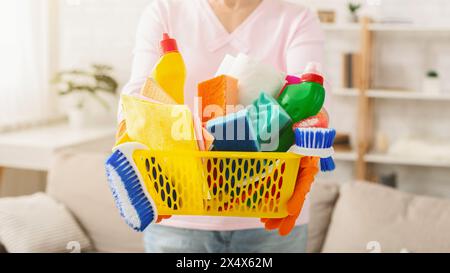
[115,132,132,147]
[121,95,208,207]
[121,95,198,151]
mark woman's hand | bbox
[261,157,319,236]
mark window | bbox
[0,0,56,130]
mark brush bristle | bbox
[295,128,336,149]
[320,157,336,172]
[105,149,155,232]
[294,128,337,172]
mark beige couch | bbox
[2,150,450,253]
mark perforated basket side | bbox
[134,150,301,218]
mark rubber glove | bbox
[115,119,172,224]
[261,156,319,236]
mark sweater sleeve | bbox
[286,9,325,76]
[285,9,331,110]
[118,1,167,122]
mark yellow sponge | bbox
[140,77,177,105]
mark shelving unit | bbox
[325,19,450,180]
[365,153,450,168]
[333,88,450,101]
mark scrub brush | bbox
[289,128,336,172]
[105,142,158,232]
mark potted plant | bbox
[348,2,362,23]
[53,64,118,128]
[423,70,440,95]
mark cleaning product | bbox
[215,54,236,77]
[276,75,302,98]
[121,95,198,151]
[192,113,216,151]
[216,54,286,105]
[247,93,293,152]
[198,75,239,124]
[140,77,177,104]
[206,109,261,152]
[275,128,296,153]
[289,127,336,172]
[151,33,186,104]
[277,63,325,123]
[120,95,205,218]
[261,156,319,236]
[115,132,132,147]
[293,108,330,129]
[202,128,215,151]
[105,142,158,232]
[115,120,132,146]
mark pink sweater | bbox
[122,0,325,230]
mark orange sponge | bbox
[198,75,238,123]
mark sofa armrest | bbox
[307,181,340,253]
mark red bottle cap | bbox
[301,73,324,85]
[160,33,179,54]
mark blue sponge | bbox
[206,109,261,152]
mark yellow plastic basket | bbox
[132,149,302,219]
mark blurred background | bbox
[0,0,450,253]
[2,0,449,197]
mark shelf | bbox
[370,24,450,32]
[322,23,360,32]
[365,153,450,168]
[334,151,358,161]
[322,23,450,33]
[333,88,450,101]
[332,88,359,97]
[333,150,450,168]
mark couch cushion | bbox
[307,182,340,253]
[322,182,450,253]
[0,193,92,253]
[46,151,144,253]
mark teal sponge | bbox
[248,93,293,152]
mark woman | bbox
[120,0,325,253]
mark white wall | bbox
[58,0,150,86]
[57,0,450,198]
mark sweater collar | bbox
[197,0,271,53]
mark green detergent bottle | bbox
[277,63,326,123]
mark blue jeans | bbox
[144,224,308,253]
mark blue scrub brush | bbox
[289,128,336,172]
[105,142,158,232]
